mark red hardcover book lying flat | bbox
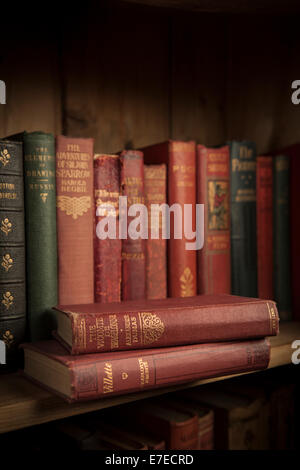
[53,294,279,355]
[22,338,271,403]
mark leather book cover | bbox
[157,396,214,450]
[56,136,94,305]
[22,337,271,402]
[197,144,230,294]
[121,400,199,450]
[273,155,291,320]
[94,154,121,303]
[120,150,146,300]
[141,141,197,298]
[21,132,57,341]
[229,141,257,297]
[144,164,167,299]
[54,294,279,354]
[0,139,26,367]
[183,385,269,450]
[256,157,273,299]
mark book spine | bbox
[69,338,270,402]
[67,299,278,354]
[23,132,57,341]
[144,164,167,299]
[256,157,273,299]
[94,154,121,303]
[143,414,198,450]
[168,141,197,297]
[0,140,26,365]
[120,150,146,300]
[273,155,292,320]
[230,141,257,297]
[56,136,94,305]
[197,145,231,294]
[198,410,214,450]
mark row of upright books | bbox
[1,371,296,450]
[0,132,296,365]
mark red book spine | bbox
[120,150,146,300]
[25,338,270,402]
[59,298,279,354]
[94,154,121,303]
[144,164,167,299]
[198,410,214,450]
[197,145,231,294]
[256,157,273,299]
[56,136,94,304]
[168,141,197,297]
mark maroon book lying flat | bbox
[22,338,271,403]
[53,294,279,355]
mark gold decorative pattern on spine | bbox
[1,218,12,236]
[2,330,14,347]
[2,291,13,309]
[180,267,194,297]
[267,302,278,334]
[1,254,13,272]
[40,193,48,203]
[0,149,11,166]
[139,312,165,345]
[57,195,91,219]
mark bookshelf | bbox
[0,321,299,434]
[0,0,299,447]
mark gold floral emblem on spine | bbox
[139,312,165,345]
[2,291,14,309]
[1,218,12,236]
[2,330,14,348]
[1,254,13,272]
[0,149,11,166]
[57,196,91,220]
[180,267,194,297]
[40,193,48,203]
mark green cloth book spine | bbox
[23,132,58,340]
[273,155,291,320]
[229,141,257,297]
[0,139,26,368]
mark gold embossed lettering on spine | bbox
[0,139,26,366]
[56,136,94,304]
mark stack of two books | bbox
[22,294,279,403]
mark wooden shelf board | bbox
[0,321,299,434]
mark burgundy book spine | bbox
[56,297,279,354]
[142,141,197,298]
[256,157,273,299]
[94,154,121,303]
[144,164,167,299]
[197,145,231,294]
[198,410,214,450]
[23,338,271,403]
[120,150,146,300]
[168,141,197,297]
[56,136,94,304]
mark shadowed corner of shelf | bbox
[0,321,299,435]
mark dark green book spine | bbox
[23,132,58,340]
[230,141,257,297]
[0,140,26,368]
[273,155,291,320]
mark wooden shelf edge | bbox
[0,321,299,434]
